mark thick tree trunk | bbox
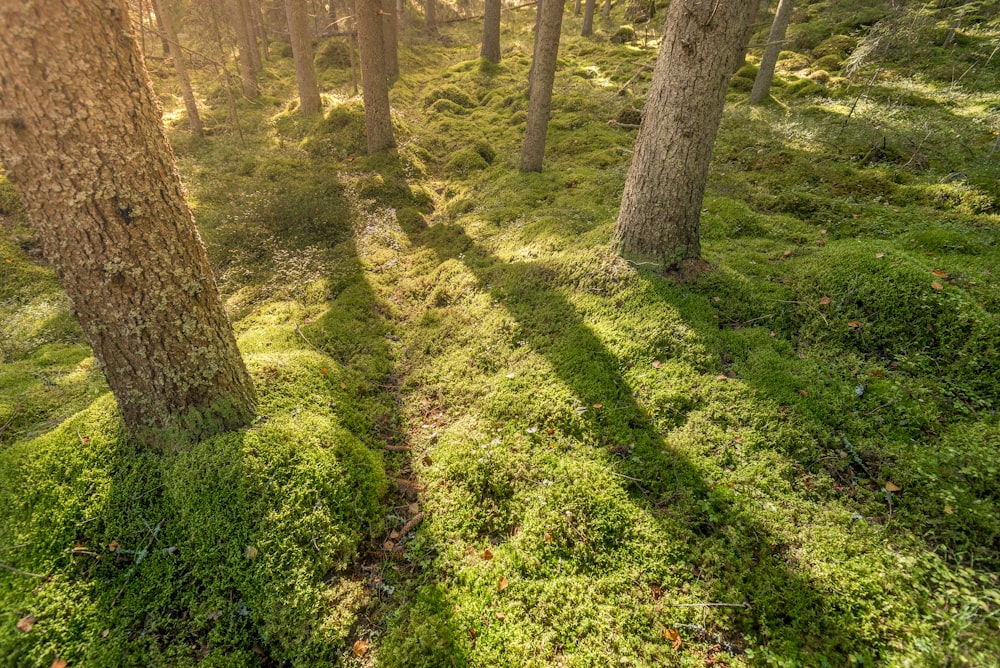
[520,0,564,171]
[382,0,399,79]
[424,0,437,34]
[749,0,793,104]
[356,0,395,152]
[581,0,596,36]
[612,0,760,267]
[152,0,204,135]
[0,0,256,447]
[230,0,261,97]
[481,0,501,62]
[285,0,323,113]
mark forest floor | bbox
[2,1,1000,666]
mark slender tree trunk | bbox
[602,0,611,20]
[356,0,395,152]
[520,0,564,171]
[349,9,359,94]
[527,0,544,97]
[574,0,581,15]
[327,0,338,30]
[749,0,793,104]
[612,0,761,267]
[230,0,261,97]
[382,0,399,79]
[424,0,437,34]
[0,0,257,447]
[152,0,204,135]
[285,0,323,113]
[481,0,501,62]
[581,0,595,36]
[153,1,171,55]
[251,0,270,59]
[396,0,406,32]
[239,0,264,73]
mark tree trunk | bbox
[749,0,793,105]
[382,0,399,79]
[152,0,204,135]
[581,0,595,36]
[481,0,501,62]
[520,0,564,172]
[285,0,323,113]
[327,0,338,30]
[251,0,270,59]
[424,0,437,34]
[239,0,264,73]
[356,0,395,152]
[230,0,261,97]
[602,0,611,20]
[574,0,581,16]
[612,0,760,267]
[0,0,257,447]
[153,0,172,55]
[396,0,406,32]
[527,0,544,98]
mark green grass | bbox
[1,0,999,665]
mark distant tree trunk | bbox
[424,0,437,34]
[349,8,359,94]
[138,0,148,54]
[612,0,760,267]
[285,0,323,113]
[527,0,544,97]
[481,0,501,62]
[230,0,261,97]
[581,0,595,36]
[239,0,264,73]
[152,0,204,136]
[602,0,611,20]
[251,0,270,59]
[153,1,171,55]
[327,0,338,30]
[520,0,564,171]
[0,0,257,447]
[382,0,399,79]
[574,0,581,15]
[396,0,406,31]
[749,0,793,104]
[357,0,395,152]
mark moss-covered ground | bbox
[2,0,999,665]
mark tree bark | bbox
[382,0,399,80]
[520,0,564,172]
[396,0,406,32]
[285,0,323,113]
[749,0,793,105]
[481,0,501,62]
[527,0,544,98]
[251,0,270,59]
[230,0,261,97]
[239,0,264,73]
[356,0,395,152]
[574,0,581,15]
[612,0,760,267]
[602,0,611,20]
[152,0,204,135]
[153,0,172,55]
[581,0,595,36]
[0,0,256,447]
[424,0,437,34]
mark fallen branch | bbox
[294,322,325,355]
[616,63,654,96]
[664,601,749,608]
[0,562,46,579]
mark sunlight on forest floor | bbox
[2,1,999,665]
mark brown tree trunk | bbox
[356,0,395,152]
[520,0,564,171]
[396,0,406,32]
[230,0,260,97]
[481,0,501,62]
[612,0,760,267]
[152,0,204,135]
[749,0,793,104]
[0,0,256,447]
[153,0,171,55]
[602,0,611,20]
[251,0,270,59]
[527,0,544,98]
[424,0,437,34]
[581,0,595,36]
[285,0,323,113]
[239,0,264,73]
[574,0,581,15]
[382,0,399,79]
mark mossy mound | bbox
[299,101,367,159]
[314,37,352,69]
[422,84,477,110]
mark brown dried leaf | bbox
[819,296,831,305]
[875,252,885,259]
[884,481,901,492]
[497,576,508,592]
[592,403,603,409]
[652,361,663,368]
[352,638,369,657]
[482,548,493,561]
[51,660,67,668]
[108,540,120,552]
[932,269,949,278]
[931,281,944,291]
[797,389,809,397]
[848,321,861,328]
[665,628,682,650]
[16,616,35,633]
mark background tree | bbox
[581,0,596,36]
[0,0,257,446]
[481,0,502,62]
[520,0,565,171]
[229,0,261,97]
[612,0,761,267]
[382,0,400,79]
[152,0,204,135]
[424,0,438,34]
[285,0,323,113]
[357,0,396,152]
[750,0,794,105]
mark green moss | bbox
[812,34,857,60]
[422,84,476,110]
[314,37,352,69]
[444,148,489,176]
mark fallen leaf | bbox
[383,540,395,551]
[875,253,885,259]
[320,367,328,375]
[51,660,67,668]
[544,532,553,543]
[665,628,682,650]
[495,611,506,620]
[352,638,369,657]
[848,321,861,328]
[712,296,721,302]
[797,389,809,397]
[497,576,508,592]
[467,628,476,640]
[16,616,35,633]
[819,296,831,305]
[593,403,603,409]
[932,269,949,278]
[339,382,346,389]
[505,373,515,379]
[931,281,944,291]
[246,545,258,561]
[108,540,120,552]
[716,374,728,381]
[482,548,493,561]
[100,629,109,638]
[652,361,663,368]
[944,504,954,514]
[884,481,901,492]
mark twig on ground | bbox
[294,322,325,355]
[665,601,749,608]
[0,562,46,579]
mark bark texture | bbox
[0,0,257,446]
[152,0,204,135]
[612,0,760,266]
[749,0,793,105]
[382,0,399,79]
[581,0,596,36]
[520,0,564,171]
[285,0,323,113]
[481,0,501,62]
[356,0,396,152]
